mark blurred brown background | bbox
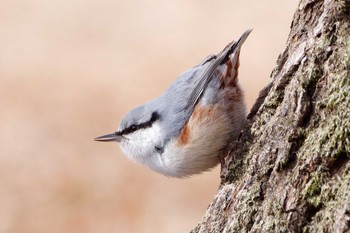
[0,1,297,232]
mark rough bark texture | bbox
[191,0,350,232]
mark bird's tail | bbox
[216,29,252,88]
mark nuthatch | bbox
[95,29,251,177]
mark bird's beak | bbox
[94,132,123,142]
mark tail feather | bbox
[216,29,252,88]
[186,29,252,111]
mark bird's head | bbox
[95,105,163,160]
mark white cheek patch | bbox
[119,122,162,162]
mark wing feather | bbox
[186,29,252,111]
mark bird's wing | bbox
[185,29,252,112]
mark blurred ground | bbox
[0,1,297,232]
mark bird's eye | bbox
[130,125,137,131]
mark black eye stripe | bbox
[121,111,160,135]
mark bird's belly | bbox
[150,103,244,177]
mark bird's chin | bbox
[119,140,152,162]
[119,140,137,157]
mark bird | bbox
[95,29,252,178]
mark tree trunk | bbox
[191,0,350,232]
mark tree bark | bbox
[191,0,350,232]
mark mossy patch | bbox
[302,163,350,232]
[302,169,325,208]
